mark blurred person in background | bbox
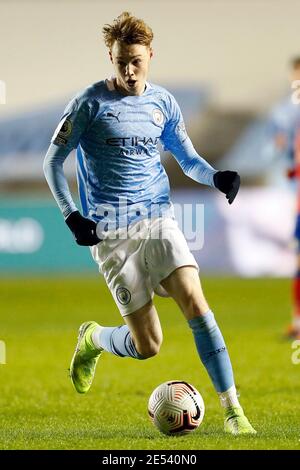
[266,57,300,339]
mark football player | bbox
[44,12,255,435]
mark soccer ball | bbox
[148,380,205,435]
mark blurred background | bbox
[1,0,300,276]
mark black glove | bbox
[213,170,240,204]
[65,211,101,246]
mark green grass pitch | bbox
[0,276,299,450]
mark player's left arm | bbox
[160,94,240,204]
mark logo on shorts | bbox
[116,286,131,305]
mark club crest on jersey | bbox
[53,118,73,146]
[116,287,131,305]
[152,109,164,126]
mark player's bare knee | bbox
[181,294,209,320]
[144,342,161,358]
[136,339,162,359]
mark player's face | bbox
[109,42,153,96]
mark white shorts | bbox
[90,217,198,316]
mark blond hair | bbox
[103,12,153,49]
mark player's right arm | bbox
[160,92,240,204]
[43,97,100,246]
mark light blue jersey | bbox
[44,78,217,229]
[268,95,300,162]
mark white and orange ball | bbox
[148,381,205,435]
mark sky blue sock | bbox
[99,325,145,359]
[188,310,234,393]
